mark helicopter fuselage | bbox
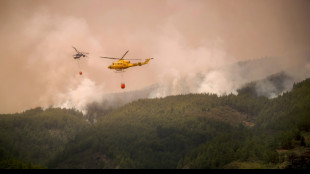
[108,59,152,70]
[108,60,131,70]
[74,53,86,59]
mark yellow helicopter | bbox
[100,50,153,71]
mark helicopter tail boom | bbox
[144,58,153,64]
[132,58,153,66]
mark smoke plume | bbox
[0,0,309,114]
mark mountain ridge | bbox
[1,75,310,169]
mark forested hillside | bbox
[0,108,89,168]
[1,78,310,169]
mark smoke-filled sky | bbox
[1,0,310,114]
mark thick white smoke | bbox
[54,78,105,114]
[21,9,109,113]
[147,56,310,99]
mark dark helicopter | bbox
[72,46,89,59]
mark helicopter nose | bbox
[108,65,111,69]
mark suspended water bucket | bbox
[79,71,83,75]
[121,83,125,89]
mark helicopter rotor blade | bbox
[123,58,142,60]
[72,46,79,53]
[120,50,129,60]
[100,57,120,60]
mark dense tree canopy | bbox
[1,78,310,169]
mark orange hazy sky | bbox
[0,0,310,113]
